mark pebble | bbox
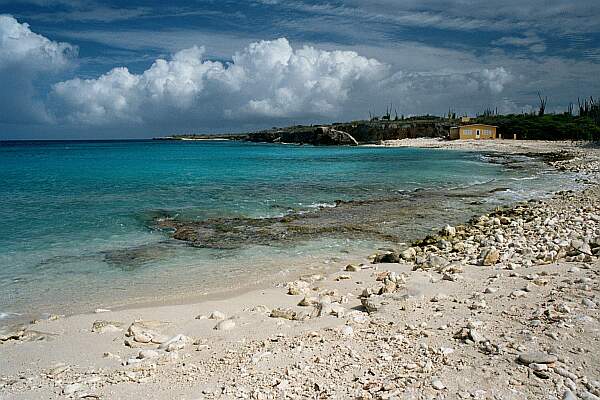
[510,290,527,298]
[63,383,85,395]
[431,378,446,390]
[582,298,597,308]
[340,325,354,336]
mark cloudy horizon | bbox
[1,0,599,139]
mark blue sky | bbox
[1,0,599,139]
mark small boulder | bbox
[270,308,297,320]
[479,248,500,266]
[400,247,417,261]
[441,225,456,237]
[361,295,386,314]
[372,251,400,264]
[345,264,361,272]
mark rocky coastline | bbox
[1,141,599,399]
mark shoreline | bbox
[1,139,599,399]
[2,140,571,328]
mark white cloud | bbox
[0,14,74,70]
[51,38,388,126]
[481,67,512,93]
[0,15,75,124]
[493,33,547,53]
[5,14,597,138]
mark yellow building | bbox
[450,124,497,140]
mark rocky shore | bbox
[1,140,599,399]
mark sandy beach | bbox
[1,139,600,400]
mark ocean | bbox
[0,140,578,326]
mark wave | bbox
[0,311,21,320]
[306,202,337,209]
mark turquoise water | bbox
[0,140,576,324]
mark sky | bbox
[0,0,599,139]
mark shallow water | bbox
[0,140,579,325]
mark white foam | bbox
[307,202,337,209]
[0,311,20,320]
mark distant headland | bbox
[157,98,600,145]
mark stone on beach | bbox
[63,383,85,395]
[479,247,500,266]
[345,264,361,272]
[517,352,558,365]
[361,295,387,314]
[158,334,189,351]
[400,247,417,261]
[138,349,159,359]
[91,320,123,334]
[371,251,400,264]
[214,319,236,331]
[270,308,297,320]
[208,311,226,320]
[287,280,310,295]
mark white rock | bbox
[442,225,456,237]
[431,378,446,390]
[157,334,188,351]
[138,349,159,359]
[94,308,111,313]
[529,363,548,371]
[510,290,527,298]
[582,298,597,308]
[562,390,577,400]
[133,332,152,343]
[214,319,236,331]
[287,280,310,295]
[352,314,369,324]
[63,383,85,395]
[209,311,226,320]
[341,325,354,336]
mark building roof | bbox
[458,124,498,128]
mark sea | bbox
[0,140,580,327]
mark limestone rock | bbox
[517,352,557,365]
[400,247,417,261]
[372,251,400,264]
[479,248,500,266]
[287,280,310,295]
[214,319,236,331]
[361,295,386,314]
[208,311,226,320]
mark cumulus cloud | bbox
[481,67,513,93]
[1,15,523,137]
[0,15,75,124]
[51,38,388,126]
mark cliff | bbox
[245,119,452,145]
